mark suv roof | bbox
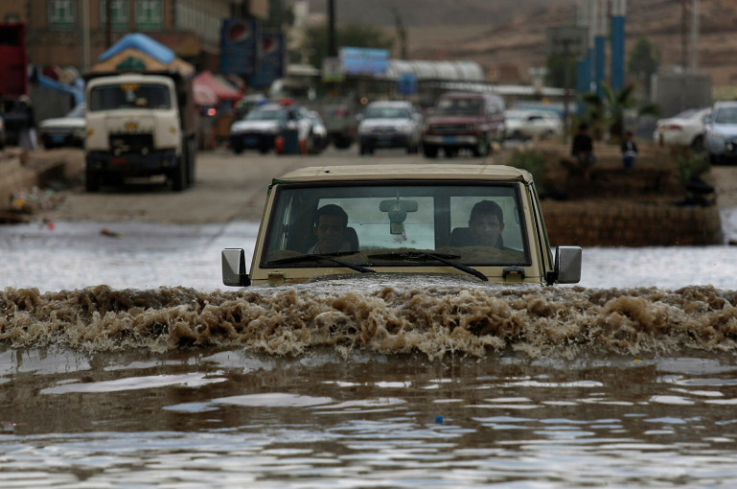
[273,164,532,184]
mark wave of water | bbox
[3,282,737,359]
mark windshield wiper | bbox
[367,251,488,282]
[266,253,375,274]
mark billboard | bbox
[248,31,285,88]
[219,18,260,76]
[340,47,389,76]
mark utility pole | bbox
[690,0,699,71]
[327,0,337,57]
[681,0,688,69]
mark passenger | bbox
[467,200,509,249]
[571,122,595,181]
[308,204,352,254]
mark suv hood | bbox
[231,120,282,133]
[40,117,85,130]
[710,123,737,139]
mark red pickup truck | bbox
[422,92,505,158]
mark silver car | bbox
[705,101,737,165]
[358,101,422,155]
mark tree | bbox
[305,23,394,69]
[580,83,659,140]
[627,37,661,97]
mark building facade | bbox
[0,0,268,72]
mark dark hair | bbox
[470,200,504,224]
[313,204,348,228]
[578,123,588,131]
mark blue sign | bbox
[219,19,259,76]
[249,32,285,89]
[340,47,389,76]
[398,72,417,95]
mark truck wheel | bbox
[85,167,100,192]
[187,138,196,187]
[444,148,458,158]
[423,145,438,158]
[170,159,187,192]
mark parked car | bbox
[358,101,422,155]
[705,101,737,165]
[653,107,711,150]
[221,163,582,288]
[422,92,505,158]
[229,102,325,155]
[503,110,562,140]
[38,103,86,149]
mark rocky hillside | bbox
[308,0,737,87]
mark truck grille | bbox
[110,133,154,154]
[430,124,469,133]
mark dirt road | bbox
[40,147,435,224]
[29,144,737,225]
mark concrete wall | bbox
[542,200,723,247]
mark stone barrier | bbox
[541,200,723,247]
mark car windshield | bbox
[714,107,737,124]
[244,108,286,122]
[261,182,530,268]
[364,107,411,119]
[437,98,484,116]
[67,104,85,118]
[89,83,171,111]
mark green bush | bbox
[673,149,710,186]
[507,149,545,188]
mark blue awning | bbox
[97,33,175,65]
[36,73,85,105]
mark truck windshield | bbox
[261,182,530,268]
[89,83,172,111]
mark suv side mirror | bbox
[553,246,582,284]
[222,248,251,286]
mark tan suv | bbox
[223,164,581,287]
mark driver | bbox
[308,204,352,254]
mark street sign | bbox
[545,26,589,58]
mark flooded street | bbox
[2,150,737,487]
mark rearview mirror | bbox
[222,248,251,287]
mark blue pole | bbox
[576,47,593,115]
[610,14,625,91]
[595,35,606,97]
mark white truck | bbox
[84,68,197,192]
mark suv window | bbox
[262,183,529,267]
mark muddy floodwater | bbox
[2,214,737,488]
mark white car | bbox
[503,110,562,140]
[229,103,325,155]
[38,103,86,148]
[358,101,422,155]
[705,101,737,165]
[653,107,711,150]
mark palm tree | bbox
[580,83,659,141]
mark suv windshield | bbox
[714,107,737,124]
[261,182,530,268]
[365,106,410,119]
[437,98,483,116]
[89,83,171,111]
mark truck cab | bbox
[222,164,581,287]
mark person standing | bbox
[18,95,38,151]
[571,123,595,181]
[621,131,638,173]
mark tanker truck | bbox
[83,34,196,192]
